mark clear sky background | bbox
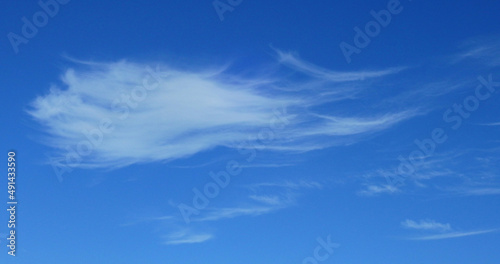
[1,0,500,263]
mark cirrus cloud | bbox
[28,51,418,169]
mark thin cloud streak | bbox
[274,49,404,82]
[163,229,214,245]
[357,184,400,196]
[460,188,500,196]
[454,37,500,66]
[195,206,280,222]
[401,219,451,232]
[148,180,321,245]
[194,182,304,222]
[407,229,499,241]
[480,122,500,126]
[248,180,323,190]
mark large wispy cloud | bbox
[28,51,417,169]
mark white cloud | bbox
[166,179,322,246]
[28,53,417,169]
[357,184,400,196]
[401,219,451,232]
[163,229,214,245]
[482,122,500,126]
[248,180,323,190]
[135,180,322,245]
[408,229,498,241]
[121,215,174,227]
[195,180,316,222]
[453,37,500,66]
[249,194,284,205]
[400,219,498,241]
[274,49,404,82]
[461,188,500,196]
[196,206,280,222]
[239,163,295,168]
[360,149,499,196]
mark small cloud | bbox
[400,219,498,241]
[248,180,323,190]
[274,48,404,82]
[120,215,174,227]
[249,194,284,205]
[357,184,399,196]
[239,163,295,168]
[151,216,175,221]
[189,180,321,222]
[480,122,500,126]
[196,206,278,222]
[453,36,500,66]
[407,229,498,241]
[163,229,214,245]
[461,188,500,196]
[401,219,451,232]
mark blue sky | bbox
[1,0,500,263]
